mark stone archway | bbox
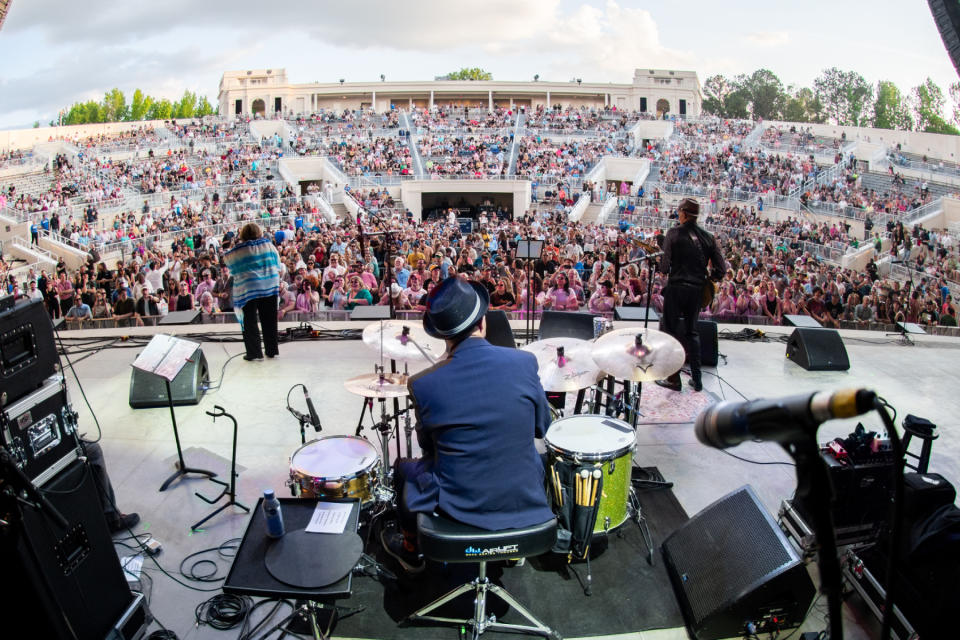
[251,98,266,116]
[656,98,670,117]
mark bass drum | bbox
[545,414,636,533]
[288,436,380,503]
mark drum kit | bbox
[524,325,685,584]
[284,318,684,588]
[286,320,442,507]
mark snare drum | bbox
[288,436,380,502]
[544,414,636,533]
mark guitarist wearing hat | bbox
[656,197,727,392]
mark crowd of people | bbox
[2,112,959,336]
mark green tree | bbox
[872,81,912,130]
[146,98,174,121]
[782,86,824,123]
[173,90,198,119]
[130,89,153,121]
[702,74,731,116]
[814,68,874,126]
[445,67,493,81]
[949,81,960,128]
[102,88,129,122]
[913,77,959,134]
[196,96,215,117]
[740,69,787,120]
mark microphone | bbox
[695,389,876,449]
[304,388,322,432]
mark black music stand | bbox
[132,335,217,492]
[517,239,544,344]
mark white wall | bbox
[0,121,166,152]
[767,120,960,163]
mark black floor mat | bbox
[330,468,690,639]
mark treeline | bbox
[55,88,216,126]
[702,67,959,135]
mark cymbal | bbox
[344,372,410,399]
[521,337,602,392]
[361,320,447,362]
[590,327,685,382]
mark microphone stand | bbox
[785,436,844,640]
[359,207,395,319]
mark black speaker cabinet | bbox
[0,298,59,405]
[2,459,135,639]
[699,320,718,367]
[538,311,595,340]
[484,310,516,348]
[129,346,209,408]
[350,305,391,321]
[663,485,816,640]
[785,327,849,371]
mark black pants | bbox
[81,439,119,525]
[661,283,702,383]
[242,294,279,359]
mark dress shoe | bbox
[690,377,703,392]
[655,378,682,392]
[109,512,140,533]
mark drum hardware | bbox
[346,366,411,482]
[192,406,250,531]
[590,328,685,383]
[626,486,655,565]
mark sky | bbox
[0,0,956,130]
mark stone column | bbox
[372,91,376,111]
[546,91,551,108]
[488,90,493,111]
[429,90,434,110]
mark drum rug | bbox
[334,469,689,639]
[634,385,719,425]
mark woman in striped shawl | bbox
[225,223,281,360]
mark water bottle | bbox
[262,489,285,538]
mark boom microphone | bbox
[304,388,322,432]
[694,388,876,449]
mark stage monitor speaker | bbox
[159,309,201,325]
[538,311,594,340]
[129,347,209,408]
[698,320,718,367]
[484,310,516,348]
[929,0,960,75]
[785,327,849,371]
[663,485,816,640]
[614,306,659,322]
[350,305,391,321]
[3,458,136,640]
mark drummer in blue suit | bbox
[381,276,554,574]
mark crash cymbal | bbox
[521,337,602,392]
[590,327,685,382]
[361,320,447,362]
[344,372,410,399]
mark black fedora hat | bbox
[422,277,489,339]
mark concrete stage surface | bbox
[57,319,959,640]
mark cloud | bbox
[744,31,790,47]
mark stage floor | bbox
[57,320,959,639]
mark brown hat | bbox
[678,198,700,216]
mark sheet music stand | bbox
[132,335,217,491]
[517,239,544,345]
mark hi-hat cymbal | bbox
[344,372,410,399]
[590,327,685,382]
[361,320,447,362]
[521,337,602,392]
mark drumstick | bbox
[552,466,563,507]
[579,469,589,506]
[590,468,601,506]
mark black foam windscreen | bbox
[663,486,816,640]
[929,0,960,76]
[785,327,850,371]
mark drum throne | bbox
[405,512,561,639]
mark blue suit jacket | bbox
[405,337,554,531]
